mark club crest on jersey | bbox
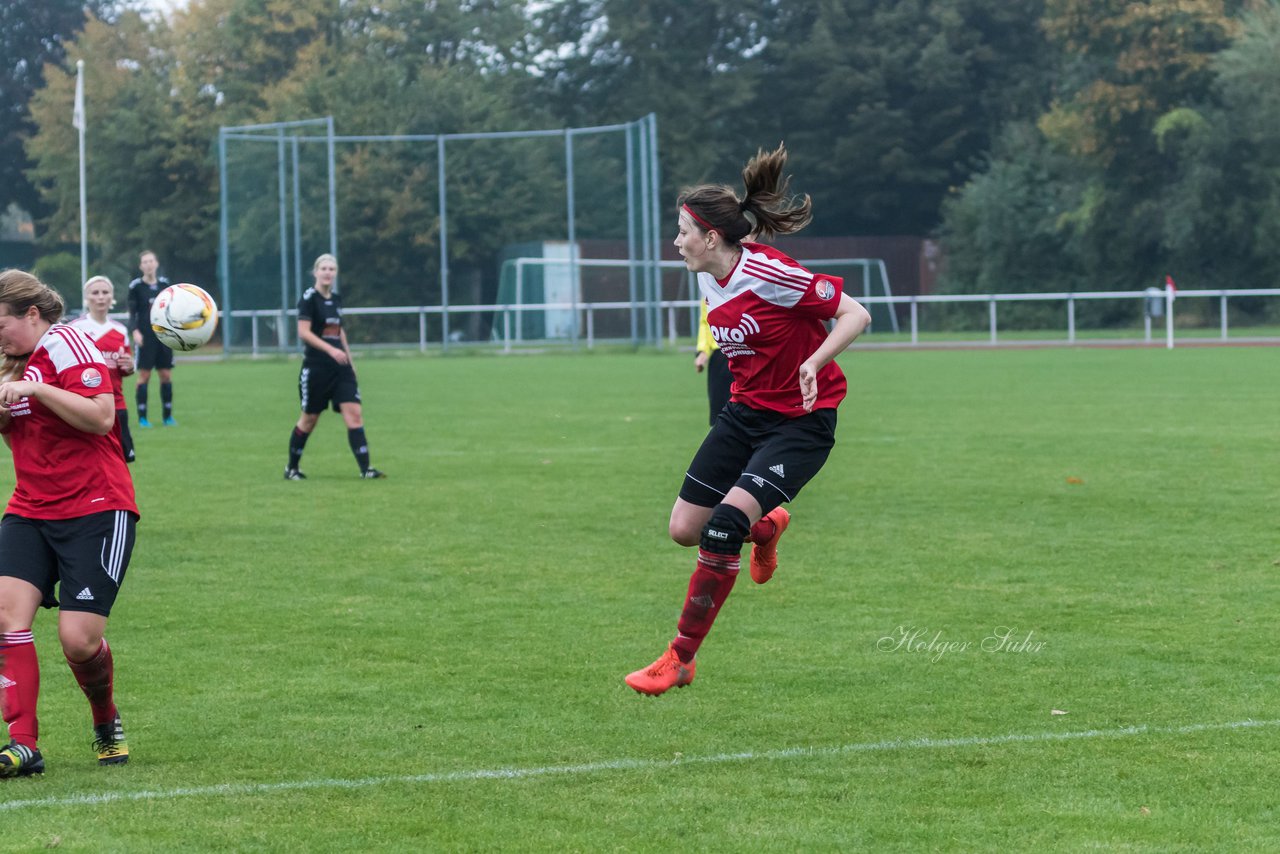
[815,278,837,300]
[80,367,103,388]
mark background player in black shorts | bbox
[284,253,385,480]
[126,249,176,427]
[625,145,872,697]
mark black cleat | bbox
[0,741,44,777]
[284,468,307,480]
[93,716,129,766]
[360,468,387,479]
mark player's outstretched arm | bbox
[798,293,871,412]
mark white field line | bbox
[2,717,1276,813]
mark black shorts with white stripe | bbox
[679,401,837,515]
[0,510,138,616]
[298,360,360,415]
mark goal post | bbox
[217,115,664,353]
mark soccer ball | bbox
[150,284,218,352]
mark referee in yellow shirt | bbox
[694,300,734,426]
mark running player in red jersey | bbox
[70,276,136,463]
[0,269,138,776]
[626,144,872,696]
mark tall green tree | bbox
[942,0,1239,294]
[749,0,1052,235]
[1157,0,1280,292]
[1034,0,1236,287]
[529,0,775,202]
[25,0,342,288]
[531,0,1052,237]
[0,0,121,218]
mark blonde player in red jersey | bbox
[626,144,872,696]
[70,276,136,463]
[0,270,137,777]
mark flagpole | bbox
[75,59,87,285]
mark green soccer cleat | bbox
[0,741,44,777]
[93,716,129,766]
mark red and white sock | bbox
[1,630,40,749]
[671,550,739,663]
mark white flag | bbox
[72,63,85,130]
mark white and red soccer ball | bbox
[150,284,218,351]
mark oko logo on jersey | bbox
[709,312,760,358]
[710,312,760,345]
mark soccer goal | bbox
[217,115,665,353]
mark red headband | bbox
[681,204,716,233]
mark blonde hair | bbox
[82,275,116,311]
[312,253,338,273]
[0,269,65,380]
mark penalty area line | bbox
[2,717,1276,813]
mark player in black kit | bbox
[284,254,385,480]
[125,250,175,427]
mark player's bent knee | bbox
[700,504,751,556]
[669,519,701,547]
[57,624,105,660]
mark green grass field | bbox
[1,346,1277,851]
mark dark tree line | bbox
[12,0,1280,312]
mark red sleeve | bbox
[57,363,112,398]
[790,273,844,320]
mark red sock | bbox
[1,630,40,748]
[748,515,776,544]
[67,639,117,726]
[671,550,739,663]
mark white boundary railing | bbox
[222,285,1280,356]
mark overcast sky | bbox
[141,0,188,18]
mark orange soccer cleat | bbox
[625,645,696,696]
[749,507,791,584]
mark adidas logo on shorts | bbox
[0,675,15,689]
[76,588,94,601]
[769,464,785,478]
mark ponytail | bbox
[678,143,812,244]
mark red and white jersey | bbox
[700,242,846,415]
[68,314,131,410]
[0,324,137,520]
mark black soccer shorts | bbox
[0,511,138,616]
[298,361,361,414]
[136,337,175,371]
[679,401,838,514]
